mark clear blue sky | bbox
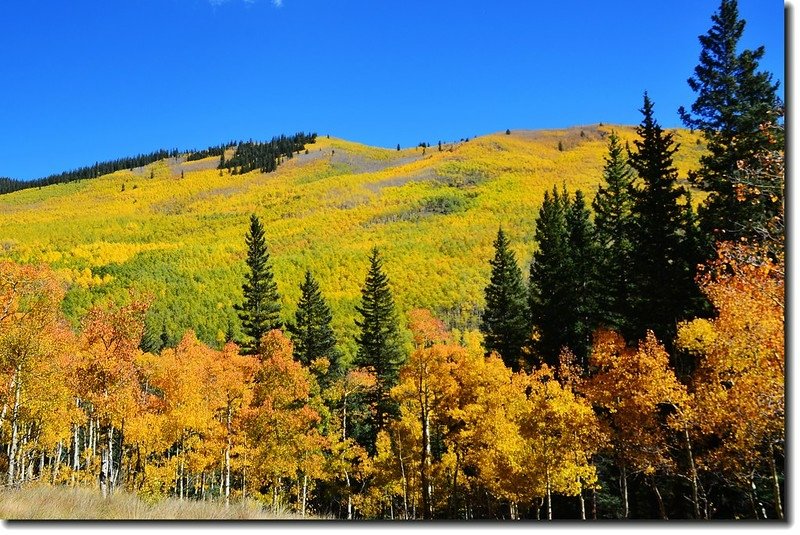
[0,0,785,180]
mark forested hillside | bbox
[0,125,704,361]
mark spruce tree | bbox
[592,131,636,335]
[563,190,601,369]
[354,247,404,446]
[628,94,700,344]
[529,187,600,369]
[481,227,529,371]
[679,0,783,242]
[529,187,570,367]
[288,270,340,376]
[234,214,281,354]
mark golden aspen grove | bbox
[0,0,785,522]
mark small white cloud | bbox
[273,0,283,6]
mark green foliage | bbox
[592,131,636,335]
[354,247,405,448]
[481,227,529,370]
[679,0,783,242]
[287,270,341,378]
[529,186,570,366]
[530,187,601,369]
[628,94,703,344]
[234,214,281,354]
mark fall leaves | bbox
[0,241,785,519]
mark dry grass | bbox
[0,486,306,520]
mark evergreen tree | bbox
[529,187,600,369]
[628,93,699,344]
[679,0,783,242]
[529,187,570,367]
[354,247,404,447]
[288,270,340,377]
[592,131,636,335]
[234,214,281,354]
[563,190,601,369]
[224,317,236,344]
[481,227,529,371]
[160,322,170,350]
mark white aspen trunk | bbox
[397,431,408,519]
[345,470,353,520]
[751,478,767,519]
[302,474,308,518]
[579,480,586,520]
[52,442,63,484]
[683,427,700,519]
[225,407,231,507]
[769,444,783,520]
[621,463,629,519]
[108,426,115,494]
[7,366,22,487]
[546,468,552,520]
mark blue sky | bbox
[0,0,785,180]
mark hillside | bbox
[0,125,705,361]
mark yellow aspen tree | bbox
[0,261,67,487]
[678,242,784,519]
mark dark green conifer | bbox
[563,190,601,369]
[592,131,636,335]
[628,93,700,344]
[234,214,281,354]
[288,270,340,377]
[679,0,783,242]
[354,247,404,445]
[529,187,570,366]
[481,227,529,371]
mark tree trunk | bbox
[396,431,409,518]
[620,463,629,519]
[302,474,308,518]
[450,449,460,518]
[546,468,552,520]
[751,477,767,519]
[72,421,80,485]
[649,476,668,519]
[6,366,22,487]
[345,470,353,520]
[769,443,783,520]
[578,479,586,520]
[52,441,63,484]
[420,406,432,519]
[682,427,700,519]
[225,407,232,507]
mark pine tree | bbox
[592,131,636,335]
[628,94,699,344]
[481,227,529,370]
[160,322,170,350]
[234,214,281,354]
[529,187,600,369]
[529,187,570,367]
[679,0,783,242]
[288,270,340,376]
[354,247,404,446]
[563,190,601,369]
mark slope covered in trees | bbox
[0,125,705,363]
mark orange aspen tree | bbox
[583,330,696,519]
[76,299,148,496]
[678,242,784,519]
